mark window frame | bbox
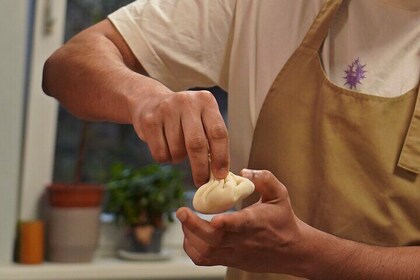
[18,0,67,222]
[0,0,67,263]
[0,0,31,263]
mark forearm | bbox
[42,20,171,123]
[302,223,420,279]
[43,20,230,183]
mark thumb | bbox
[240,169,288,202]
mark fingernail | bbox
[241,168,253,179]
[216,168,229,179]
[211,216,223,229]
[196,180,206,187]
[177,211,187,222]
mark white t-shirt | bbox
[109,0,420,172]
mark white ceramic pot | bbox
[48,207,101,262]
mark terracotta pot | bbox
[47,183,104,207]
[46,183,104,263]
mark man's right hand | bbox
[128,88,229,186]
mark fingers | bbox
[141,113,171,162]
[177,207,233,266]
[177,207,243,248]
[201,94,229,179]
[176,207,222,246]
[241,169,288,203]
[164,113,187,163]
[181,107,210,186]
[183,234,233,267]
[134,90,228,186]
[182,90,229,185]
[210,168,289,233]
[210,208,258,233]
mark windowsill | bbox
[0,213,226,280]
[0,251,226,280]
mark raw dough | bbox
[193,171,255,214]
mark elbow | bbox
[42,54,55,97]
[42,50,62,98]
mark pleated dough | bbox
[193,171,255,214]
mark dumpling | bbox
[193,171,255,214]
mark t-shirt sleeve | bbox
[108,0,237,91]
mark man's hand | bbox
[128,88,229,186]
[176,169,310,276]
[176,169,420,279]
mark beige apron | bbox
[226,0,420,279]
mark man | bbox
[43,0,420,279]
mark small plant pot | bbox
[46,183,104,263]
[47,183,104,207]
[119,225,164,254]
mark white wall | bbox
[0,0,30,263]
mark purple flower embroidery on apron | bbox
[343,58,367,90]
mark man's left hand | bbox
[176,169,313,276]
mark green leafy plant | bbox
[104,163,185,228]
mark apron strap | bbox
[301,0,343,51]
[398,86,420,174]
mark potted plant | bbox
[46,122,105,262]
[104,162,184,258]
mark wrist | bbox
[121,72,173,124]
[298,223,371,280]
[293,221,351,279]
